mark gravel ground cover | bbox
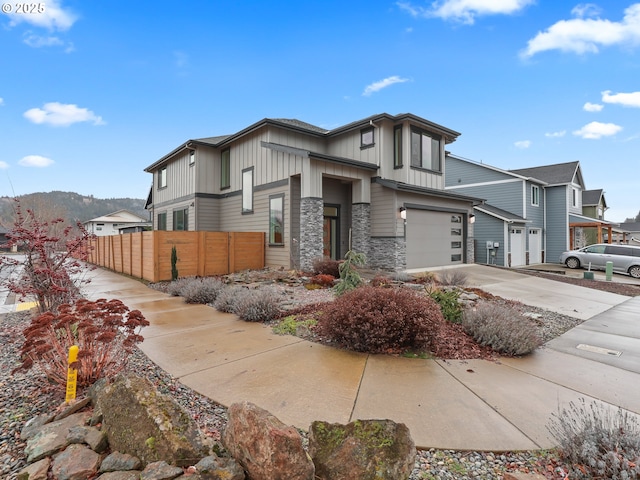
[4,268,632,479]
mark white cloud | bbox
[602,90,640,107]
[18,155,54,167]
[0,161,9,169]
[521,3,640,58]
[514,140,531,149]
[23,102,105,127]
[0,97,4,106]
[545,130,566,137]
[397,0,535,24]
[6,0,77,31]
[583,102,603,112]
[362,76,409,96]
[573,121,622,139]
[21,32,74,52]
[571,3,602,18]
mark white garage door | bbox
[406,210,464,269]
[529,228,542,264]
[510,228,525,266]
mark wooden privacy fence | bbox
[86,231,265,282]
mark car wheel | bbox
[629,265,640,279]
[565,257,581,269]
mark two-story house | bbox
[445,154,547,267]
[510,162,613,260]
[144,113,481,272]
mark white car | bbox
[559,243,640,278]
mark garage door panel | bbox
[406,210,463,269]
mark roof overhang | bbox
[372,177,483,204]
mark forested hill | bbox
[0,191,148,228]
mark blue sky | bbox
[0,0,639,222]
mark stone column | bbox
[350,203,370,260]
[299,197,324,272]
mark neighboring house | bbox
[144,113,481,271]
[510,161,614,261]
[0,225,9,249]
[445,154,546,266]
[582,189,607,220]
[83,210,151,237]
[611,222,640,245]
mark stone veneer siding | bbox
[350,203,370,259]
[368,237,406,271]
[466,236,475,264]
[299,197,324,272]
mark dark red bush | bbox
[312,257,341,277]
[370,275,392,287]
[309,274,335,287]
[317,286,444,354]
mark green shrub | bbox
[312,257,341,277]
[548,398,640,480]
[234,287,281,322]
[462,301,541,355]
[181,277,226,304]
[171,245,179,281]
[429,288,463,323]
[334,250,366,296]
[272,315,318,335]
[317,286,444,354]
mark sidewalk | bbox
[80,265,640,451]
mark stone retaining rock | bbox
[222,401,314,480]
[16,375,418,480]
[309,419,416,480]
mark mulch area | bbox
[518,270,640,297]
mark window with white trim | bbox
[269,194,284,245]
[531,185,539,206]
[158,167,167,189]
[242,167,253,213]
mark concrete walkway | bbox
[80,264,640,452]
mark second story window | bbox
[531,185,540,206]
[242,167,254,214]
[158,167,167,189]
[393,125,402,168]
[572,188,578,207]
[410,128,441,172]
[221,149,230,189]
[361,127,374,149]
[189,150,195,165]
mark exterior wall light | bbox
[399,206,407,220]
[469,214,476,224]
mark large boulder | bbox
[95,374,210,467]
[222,402,314,480]
[308,419,416,480]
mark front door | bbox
[323,205,340,260]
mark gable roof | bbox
[510,161,584,187]
[83,210,149,224]
[582,189,606,208]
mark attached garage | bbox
[406,209,466,269]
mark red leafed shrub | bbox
[309,274,335,287]
[317,286,444,354]
[370,275,393,287]
[15,298,149,389]
[312,257,341,277]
